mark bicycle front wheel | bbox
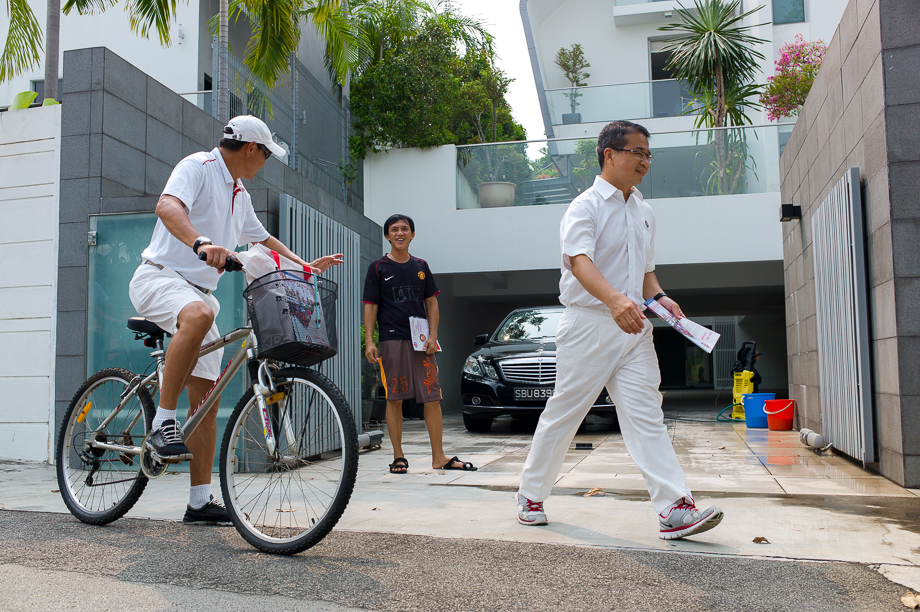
[220,366,358,555]
[56,368,154,525]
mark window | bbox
[773,0,805,24]
[649,41,692,118]
[31,79,63,102]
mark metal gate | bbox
[811,168,874,463]
[712,317,738,391]
[280,195,362,433]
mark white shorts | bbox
[128,263,224,381]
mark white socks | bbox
[152,407,176,431]
[189,484,211,509]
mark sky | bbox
[450,0,546,142]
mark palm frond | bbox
[684,79,762,128]
[62,0,117,15]
[430,0,494,56]
[302,0,368,86]
[659,0,768,88]
[238,0,301,88]
[0,0,43,83]
[126,0,179,45]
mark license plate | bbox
[515,387,553,399]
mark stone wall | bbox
[56,47,382,435]
[780,0,920,486]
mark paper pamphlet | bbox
[409,316,442,352]
[643,298,720,354]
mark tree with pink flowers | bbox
[761,34,827,121]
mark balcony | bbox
[613,0,697,25]
[546,79,694,127]
[457,125,781,209]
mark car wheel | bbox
[463,412,493,433]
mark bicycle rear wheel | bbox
[56,368,154,525]
[220,366,358,554]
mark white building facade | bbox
[363,0,849,411]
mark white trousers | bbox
[518,305,691,514]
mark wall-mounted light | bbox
[780,203,802,222]
[664,11,672,17]
[177,24,184,45]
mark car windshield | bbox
[494,309,563,342]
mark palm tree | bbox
[658,0,767,129]
[658,0,768,194]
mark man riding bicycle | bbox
[129,115,343,525]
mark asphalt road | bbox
[0,510,910,612]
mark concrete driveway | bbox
[2,392,920,607]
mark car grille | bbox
[497,357,556,385]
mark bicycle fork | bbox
[252,359,298,462]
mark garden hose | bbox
[717,404,744,422]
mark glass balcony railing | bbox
[614,0,675,5]
[546,80,695,125]
[456,125,781,209]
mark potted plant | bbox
[459,58,519,207]
[555,44,590,125]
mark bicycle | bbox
[56,257,358,555]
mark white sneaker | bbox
[659,497,723,540]
[515,492,548,526]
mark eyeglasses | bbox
[611,148,653,162]
[257,144,272,160]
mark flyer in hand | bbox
[643,298,720,354]
[409,316,442,352]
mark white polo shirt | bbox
[141,148,270,291]
[559,175,656,308]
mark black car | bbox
[460,306,617,432]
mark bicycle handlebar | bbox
[199,252,244,272]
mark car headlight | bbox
[462,356,498,379]
[463,356,482,377]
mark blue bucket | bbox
[743,393,775,429]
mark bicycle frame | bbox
[83,325,282,459]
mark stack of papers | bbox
[409,317,442,352]
[644,298,720,353]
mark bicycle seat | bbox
[127,317,168,337]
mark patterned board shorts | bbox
[378,339,442,403]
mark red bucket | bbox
[763,399,795,431]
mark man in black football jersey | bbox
[363,214,477,475]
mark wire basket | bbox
[244,270,338,367]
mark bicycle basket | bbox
[243,270,338,367]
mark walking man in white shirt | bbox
[129,115,342,524]
[515,120,724,540]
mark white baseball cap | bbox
[222,115,286,157]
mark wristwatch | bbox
[653,292,668,301]
[193,236,212,254]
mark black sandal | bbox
[440,456,477,471]
[389,457,409,474]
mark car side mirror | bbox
[473,334,489,346]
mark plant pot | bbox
[361,400,374,424]
[477,181,516,208]
[562,112,582,124]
